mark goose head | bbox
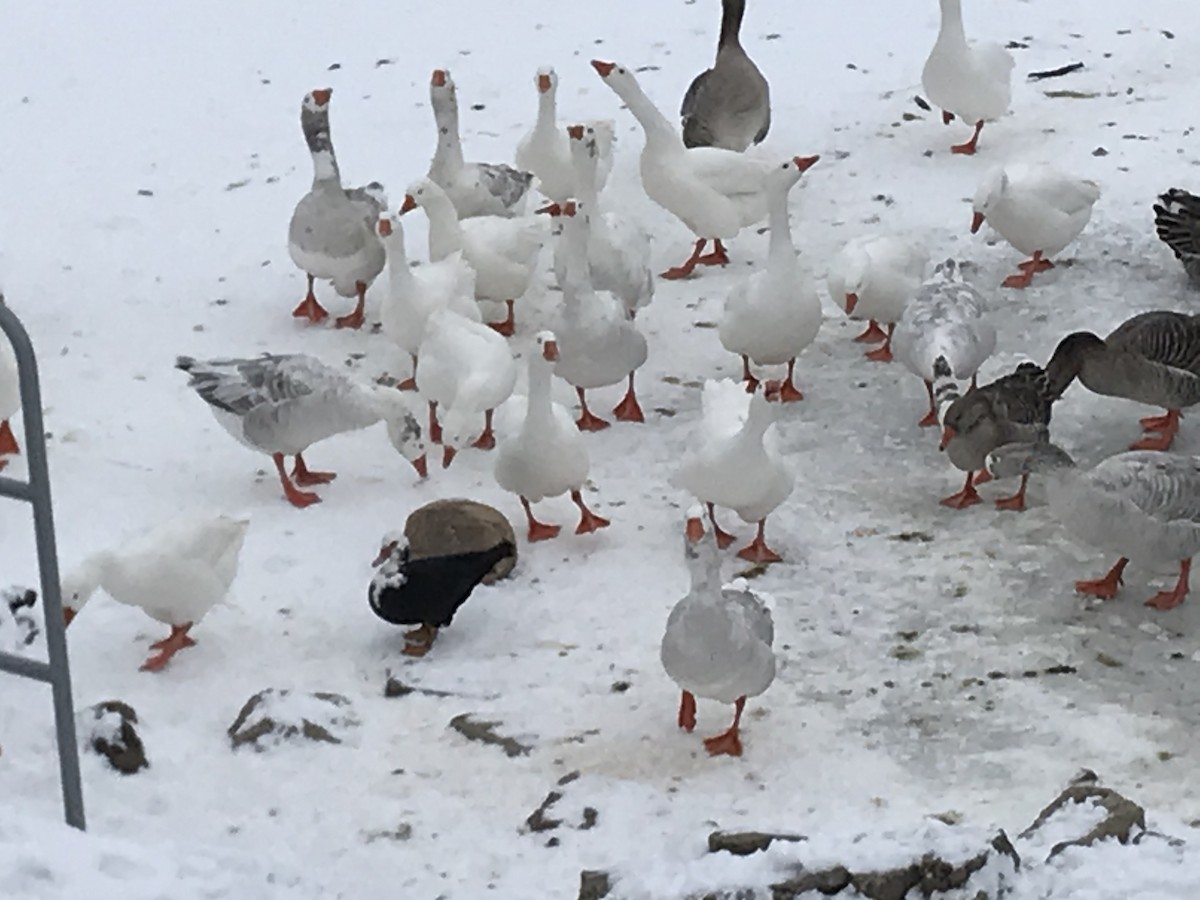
[766,155,820,196]
[302,88,332,114]
[399,178,443,215]
[373,388,429,478]
[930,258,965,283]
[971,166,1009,233]
[836,243,871,314]
[535,330,559,363]
[377,212,405,248]
[60,557,110,626]
[939,391,997,452]
[429,68,456,101]
[373,530,410,567]
[590,59,636,98]
[535,66,558,95]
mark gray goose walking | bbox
[1153,189,1200,287]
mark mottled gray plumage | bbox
[1153,188,1200,287]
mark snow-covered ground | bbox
[2,0,1200,897]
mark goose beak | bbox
[311,88,332,106]
[63,607,77,627]
[372,541,397,567]
[793,155,820,172]
[399,194,417,214]
[537,73,552,93]
[591,60,615,77]
[377,218,392,237]
[845,292,858,314]
[410,454,428,479]
[543,340,559,362]
[536,202,560,216]
[939,426,956,450]
[431,69,447,88]
[685,517,705,543]
[567,124,584,140]
[442,445,457,469]
[970,211,985,234]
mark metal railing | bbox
[0,299,85,830]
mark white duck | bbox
[892,259,996,427]
[921,0,1014,155]
[718,156,822,400]
[427,68,534,219]
[401,178,547,337]
[416,307,518,467]
[287,88,387,329]
[377,212,479,391]
[494,332,610,542]
[61,511,250,672]
[547,124,654,319]
[176,354,428,508]
[972,164,1101,289]
[591,60,810,280]
[677,378,793,563]
[826,235,930,362]
[0,293,20,470]
[514,66,615,204]
[661,507,775,757]
[550,200,649,431]
[987,442,1200,611]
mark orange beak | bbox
[63,607,77,627]
[410,454,428,479]
[536,202,561,216]
[431,69,447,88]
[845,292,858,314]
[543,339,559,362]
[939,426,956,450]
[562,201,577,217]
[377,218,392,237]
[971,211,985,234]
[311,88,332,106]
[442,445,457,469]
[685,517,704,543]
[399,194,417,214]
[372,541,397,567]
[567,124,584,140]
[591,60,615,77]
[537,73,552,93]
[793,155,820,172]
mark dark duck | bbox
[368,531,515,656]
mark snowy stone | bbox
[228,689,358,752]
[78,700,148,774]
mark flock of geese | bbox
[3,0,1200,756]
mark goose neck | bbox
[936,0,966,41]
[766,191,796,261]
[424,195,465,259]
[534,89,558,133]
[431,102,465,171]
[619,80,681,150]
[718,0,747,48]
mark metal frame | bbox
[0,299,85,830]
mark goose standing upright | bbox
[921,0,1014,155]
[972,164,1101,288]
[680,0,771,152]
[718,156,822,400]
[0,293,20,471]
[826,235,929,362]
[1153,189,1200,287]
[987,442,1200,610]
[287,88,387,329]
[61,512,250,671]
[427,69,534,219]
[661,508,775,757]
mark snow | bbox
[1,0,1200,897]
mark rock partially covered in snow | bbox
[228,689,358,752]
[78,700,148,774]
[1020,780,1147,861]
[0,585,39,653]
[405,498,517,583]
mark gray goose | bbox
[287,88,386,329]
[1153,189,1200,287]
[1047,312,1200,451]
[680,0,771,152]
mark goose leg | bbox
[779,360,804,402]
[1140,409,1181,433]
[919,380,940,427]
[520,496,561,542]
[140,623,196,672]
[1145,559,1192,610]
[487,300,516,337]
[428,401,443,445]
[291,274,329,323]
[736,519,783,563]
[612,372,645,422]
[677,690,697,732]
[472,409,497,450]
[853,319,889,343]
[974,467,993,485]
[950,119,985,155]
[1131,409,1181,451]
[0,419,20,456]
[1016,253,1055,274]
[396,354,418,392]
[1075,557,1128,600]
[940,471,982,509]
[702,696,746,757]
[334,281,368,330]
[571,489,611,535]
[706,503,737,549]
[661,239,707,280]
[273,453,321,508]
[696,239,730,267]
[993,473,1029,511]
[864,324,895,362]
[291,452,337,486]
[402,623,439,656]
[741,356,760,393]
[575,387,611,432]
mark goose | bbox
[61,512,250,671]
[718,156,822,400]
[369,531,516,656]
[660,507,775,757]
[892,259,996,428]
[416,307,518,466]
[1153,189,1200,287]
[921,0,1014,155]
[545,124,654,319]
[0,293,19,471]
[680,0,771,152]
[971,164,1101,288]
[377,212,479,391]
[175,354,428,508]
[1044,314,1200,451]
[591,60,810,280]
[287,88,386,329]
[548,200,648,431]
[827,235,929,362]
[494,331,610,542]
[934,356,1075,510]
[427,68,534,219]
[987,442,1200,611]
[400,178,547,337]
[677,378,793,563]
[514,66,615,204]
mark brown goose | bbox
[1153,189,1200,287]
[680,0,771,152]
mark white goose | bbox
[972,164,1101,289]
[514,66,615,204]
[718,156,822,400]
[377,212,479,391]
[0,293,20,471]
[591,60,808,280]
[921,0,1014,155]
[987,442,1200,611]
[826,235,929,362]
[176,354,428,508]
[427,68,534,219]
[892,259,996,428]
[401,178,547,337]
[416,307,518,468]
[677,378,793,563]
[661,507,775,757]
[61,511,250,672]
[494,332,610,542]
[550,200,649,431]
[548,124,654,319]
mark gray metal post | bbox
[0,299,86,830]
